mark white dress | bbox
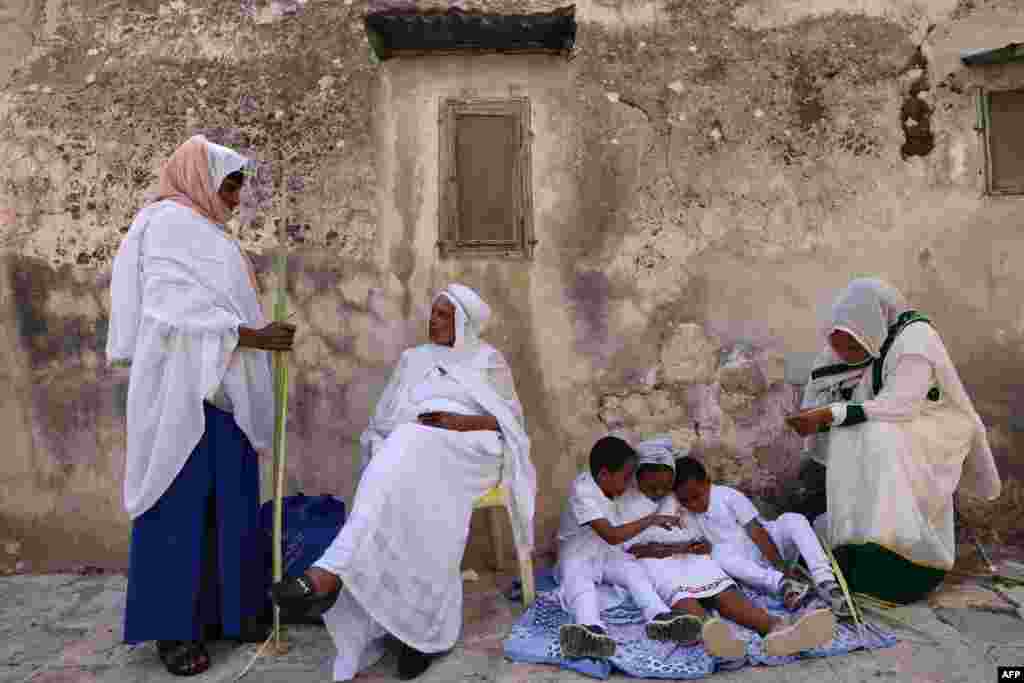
[616,488,735,604]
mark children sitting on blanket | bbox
[621,436,837,658]
[556,436,699,659]
[673,456,852,620]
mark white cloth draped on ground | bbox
[106,197,273,519]
[317,284,533,680]
[801,278,1001,571]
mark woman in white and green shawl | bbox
[789,278,1002,604]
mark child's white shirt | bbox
[557,471,620,562]
[614,487,700,550]
[690,485,761,552]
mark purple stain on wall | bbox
[241,161,275,227]
[239,94,258,115]
[287,364,394,495]
[567,270,613,359]
[240,0,256,17]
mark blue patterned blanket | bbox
[503,570,897,680]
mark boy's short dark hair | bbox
[674,456,709,488]
[636,462,674,479]
[589,436,636,479]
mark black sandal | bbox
[397,641,446,680]
[270,574,340,613]
[157,640,211,677]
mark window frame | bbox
[981,87,1024,197]
[437,97,536,259]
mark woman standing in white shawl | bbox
[107,136,295,676]
[272,284,534,681]
[788,278,1001,604]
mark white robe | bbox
[808,322,1000,570]
[317,342,532,680]
[106,200,273,519]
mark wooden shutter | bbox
[988,90,1024,195]
[438,98,534,258]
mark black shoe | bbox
[397,641,444,680]
[270,574,340,613]
[558,623,616,659]
[645,611,703,645]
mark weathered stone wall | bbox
[1,0,1022,573]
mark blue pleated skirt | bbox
[123,402,268,644]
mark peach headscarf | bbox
[154,135,260,292]
[155,135,248,227]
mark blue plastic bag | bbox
[259,493,347,580]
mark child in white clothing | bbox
[673,457,851,619]
[622,436,837,658]
[556,436,696,659]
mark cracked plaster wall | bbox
[1,0,1023,572]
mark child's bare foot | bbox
[763,608,835,657]
[701,617,746,659]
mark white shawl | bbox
[106,197,273,519]
[802,278,1000,501]
[358,284,536,548]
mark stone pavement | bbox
[2,568,1023,683]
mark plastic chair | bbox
[473,484,536,606]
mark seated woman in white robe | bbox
[789,278,1002,604]
[623,437,834,659]
[271,284,534,682]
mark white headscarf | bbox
[635,435,679,471]
[204,137,250,193]
[826,278,911,358]
[802,278,911,411]
[433,283,493,363]
[361,284,537,547]
[803,278,1000,502]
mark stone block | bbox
[599,390,687,435]
[718,357,768,397]
[660,323,720,385]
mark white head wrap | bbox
[635,435,679,471]
[433,283,492,361]
[204,137,251,192]
[826,278,911,358]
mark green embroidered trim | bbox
[841,404,867,426]
[811,359,872,381]
[872,311,932,396]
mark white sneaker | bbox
[701,616,746,659]
[817,580,854,619]
[763,608,835,657]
